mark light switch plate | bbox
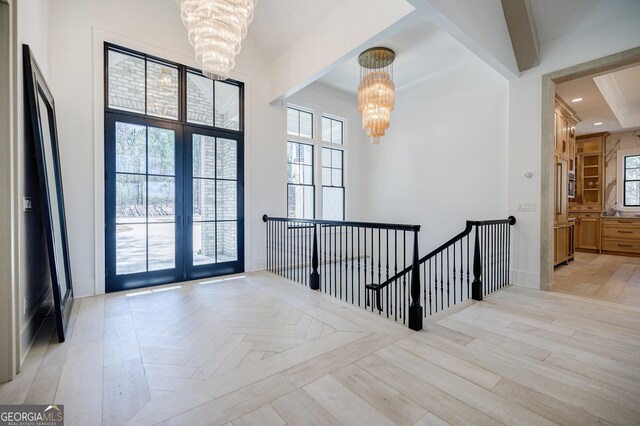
[517,202,536,212]
[23,197,32,212]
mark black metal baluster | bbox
[507,220,512,286]
[339,226,343,301]
[459,239,463,303]
[466,234,470,299]
[428,258,432,316]
[452,243,456,304]
[434,255,438,313]
[440,252,445,310]
[447,247,451,308]
[364,227,368,308]
[351,226,354,304]
[385,229,389,317]
[394,231,398,321]
[402,231,406,322]
[322,225,326,293]
[358,227,362,306]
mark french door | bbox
[105,114,244,292]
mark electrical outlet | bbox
[517,202,536,212]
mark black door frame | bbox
[104,42,245,293]
[184,125,245,280]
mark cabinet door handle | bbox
[618,244,633,248]
[618,230,633,234]
[618,221,633,224]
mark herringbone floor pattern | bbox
[2,269,640,425]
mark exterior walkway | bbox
[1,271,639,425]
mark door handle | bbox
[618,230,633,234]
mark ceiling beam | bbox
[501,0,540,72]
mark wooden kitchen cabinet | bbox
[601,218,640,255]
[577,214,600,251]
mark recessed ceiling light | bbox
[571,97,583,103]
[594,122,603,126]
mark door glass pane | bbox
[114,122,177,277]
[116,122,146,174]
[108,50,145,114]
[187,72,214,126]
[148,127,175,175]
[116,174,146,222]
[193,179,216,221]
[146,61,179,119]
[193,134,216,178]
[116,223,147,274]
[193,222,216,265]
[217,181,237,220]
[148,176,175,223]
[216,138,237,180]
[215,81,240,131]
[217,221,237,262]
[148,223,175,271]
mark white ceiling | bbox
[248,0,342,63]
[556,63,640,135]
[530,0,600,46]
[316,15,472,95]
[594,65,640,130]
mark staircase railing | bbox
[262,215,423,330]
[368,216,516,321]
[262,214,516,331]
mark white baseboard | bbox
[510,269,540,289]
[248,256,266,272]
[19,289,53,364]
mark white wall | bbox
[507,1,640,287]
[48,0,283,295]
[362,54,509,254]
[15,0,55,363]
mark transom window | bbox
[106,44,242,132]
[287,107,313,139]
[624,155,640,206]
[322,116,343,145]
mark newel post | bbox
[408,228,423,331]
[310,224,320,290]
[472,224,483,301]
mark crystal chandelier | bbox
[357,47,396,145]
[176,0,256,80]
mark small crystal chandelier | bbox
[176,0,256,80]
[358,47,396,145]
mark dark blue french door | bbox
[105,114,244,292]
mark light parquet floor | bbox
[1,271,640,425]
[554,251,640,306]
